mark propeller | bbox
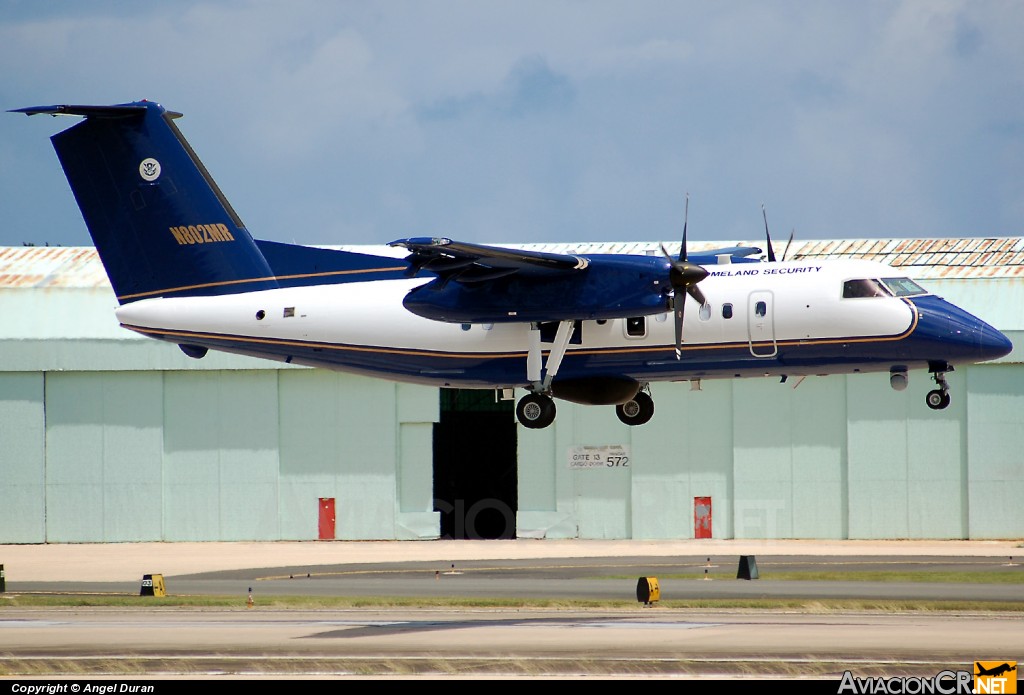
[782,228,795,262]
[660,194,709,359]
[762,204,796,263]
[762,204,776,262]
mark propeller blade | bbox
[762,203,776,263]
[661,194,709,357]
[688,284,707,308]
[673,294,684,359]
[680,193,690,262]
[782,228,795,262]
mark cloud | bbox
[419,55,574,122]
[2,1,1023,247]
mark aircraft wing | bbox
[389,237,590,283]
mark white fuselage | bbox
[114,257,929,388]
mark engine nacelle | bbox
[551,377,641,405]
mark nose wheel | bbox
[926,370,951,410]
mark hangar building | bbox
[1,238,1022,543]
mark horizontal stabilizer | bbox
[11,102,182,119]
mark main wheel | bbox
[926,389,951,410]
[516,393,557,429]
[615,391,655,426]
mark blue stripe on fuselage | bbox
[254,240,409,287]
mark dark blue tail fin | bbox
[13,101,278,303]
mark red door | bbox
[694,497,712,539]
[318,498,336,540]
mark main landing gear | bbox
[513,320,657,429]
[615,390,655,426]
[515,320,573,429]
[516,392,557,429]
[515,389,655,429]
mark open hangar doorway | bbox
[433,389,518,539]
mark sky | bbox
[1,1,1022,249]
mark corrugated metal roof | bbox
[788,237,1024,279]
[0,246,109,289]
[1,237,1022,288]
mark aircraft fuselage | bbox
[115,257,1009,390]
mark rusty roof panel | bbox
[0,247,109,288]
[3,237,1024,286]
[777,237,1023,278]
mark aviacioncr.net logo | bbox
[974,661,1017,694]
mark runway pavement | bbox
[2,538,1022,583]
[0,539,1021,680]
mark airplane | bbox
[11,100,1014,429]
[975,663,1016,678]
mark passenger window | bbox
[722,303,733,319]
[625,316,646,338]
[755,301,767,317]
[699,303,711,321]
[843,279,887,298]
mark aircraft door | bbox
[747,291,777,357]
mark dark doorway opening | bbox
[434,389,518,539]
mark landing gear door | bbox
[748,291,777,358]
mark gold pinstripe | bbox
[121,299,919,361]
[116,266,406,301]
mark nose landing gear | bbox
[926,369,951,410]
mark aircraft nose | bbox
[978,322,1014,361]
[913,296,1013,363]
[945,304,1013,362]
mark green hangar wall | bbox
[2,368,439,543]
[517,362,1024,540]
[1,240,1022,542]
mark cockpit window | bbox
[842,279,888,299]
[880,277,928,297]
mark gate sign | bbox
[568,445,630,469]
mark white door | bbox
[747,291,777,357]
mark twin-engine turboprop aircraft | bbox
[13,101,1013,428]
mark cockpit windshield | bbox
[842,279,888,298]
[880,277,928,297]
